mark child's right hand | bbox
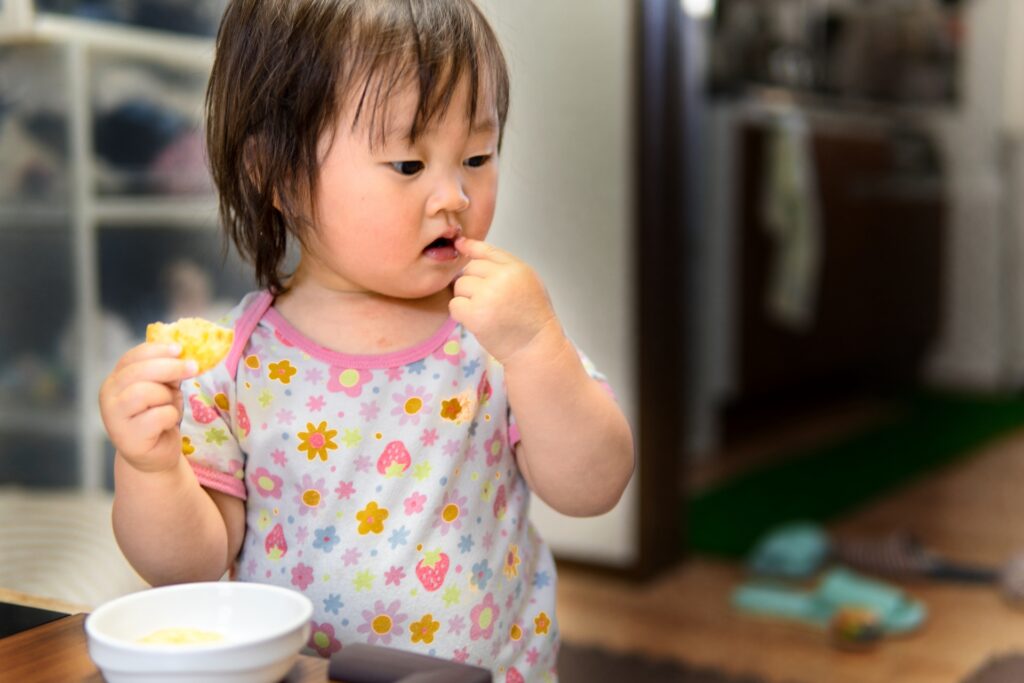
[99,342,199,474]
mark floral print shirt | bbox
[180,291,609,682]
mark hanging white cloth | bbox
[760,110,823,331]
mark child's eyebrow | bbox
[381,117,499,145]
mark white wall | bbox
[475,1,639,567]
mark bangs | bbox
[336,1,509,149]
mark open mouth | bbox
[422,236,459,261]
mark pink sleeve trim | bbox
[190,461,247,500]
[225,291,275,376]
[508,423,521,447]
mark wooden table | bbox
[0,590,330,683]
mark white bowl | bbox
[85,582,313,683]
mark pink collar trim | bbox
[263,302,459,369]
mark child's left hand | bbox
[449,237,562,364]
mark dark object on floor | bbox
[329,643,492,683]
[961,655,1024,683]
[557,642,798,683]
[688,392,1024,557]
[0,602,70,639]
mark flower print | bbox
[272,448,287,466]
[257,389,273,408]
[525,647,540,666]
[463,358,481,378]
[291,562,314,591]
[470,560,493,591]
[312,525,339,553]
[356,501,389,535]
[404,492,427,515]
[484,430,505,467]
[296,525,309,546]
[307,394,326,412]
[335,480,356,500]
[439,390,475,424]
[324,594,343,615]
[452,645,470,662]
[410,614,440,644]
[433,334,466,366]
[293,474,327,516]
[504,544,521,579]
[442,586,461,607]
[386,366,404,382]
[408,360,426,374]
[268,359,297,384]
[482,532,495,552]
[205,427,228,446]
[470,593,499,641]
[341,428,362,448]
[357,600,407,646]
[297,421,338,461]
[391,385,433,426]
[354,455,373,473]
[458,534,475,554]
[433,489,468,536]
[275,408,296,426]
[342,547,361,566]
[449,616,467,637]
[442,439,461,458]
[257,509,272,532]
[533,570,552,589]
[384,566,406,586]
[181,436,194,456]
[480,480,495,502]
[412,461,432,482]
[388,525,410,549]
[304,367,324,384]
[249,467,283,499]
[534,612,551,635]
[359,400,380,420]
[308,621,342,658]
[327,367,372,397]
[353,570,374,592]
[420,428,439,447]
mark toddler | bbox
[99,1,635,680]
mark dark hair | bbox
[205,0,510,293]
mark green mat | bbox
[687,392,1024,557]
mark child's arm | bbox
[450,238,635,517]
[100,342,245,585]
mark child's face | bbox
[299,75,500,300]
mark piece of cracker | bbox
[146,317,234,375]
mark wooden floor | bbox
[556,427,1024,683]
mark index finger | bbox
[455,236,511,264]
[114,340,183,372]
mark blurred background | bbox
[5,0,1024,681]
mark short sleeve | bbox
[507,344,615,448]
[180,359,247,499]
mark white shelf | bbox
[7,12,214,70]
[94,197,219,228]
[0,13,218,491]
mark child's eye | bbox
[465,155,491,168]
[390,160,424,176]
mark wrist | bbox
[500,318,574,375]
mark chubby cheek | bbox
[466,190,498,241]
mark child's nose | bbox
[428,176,470,216]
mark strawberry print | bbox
[415,548,449,592]
[493,484,508,520]
[506,668,525,683]
[189,393,219,424]
[265,523,287,560]
[236,401,251,437]
[376,440,411,477]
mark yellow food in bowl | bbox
[146,318,234,375]
[138,627,225,645]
